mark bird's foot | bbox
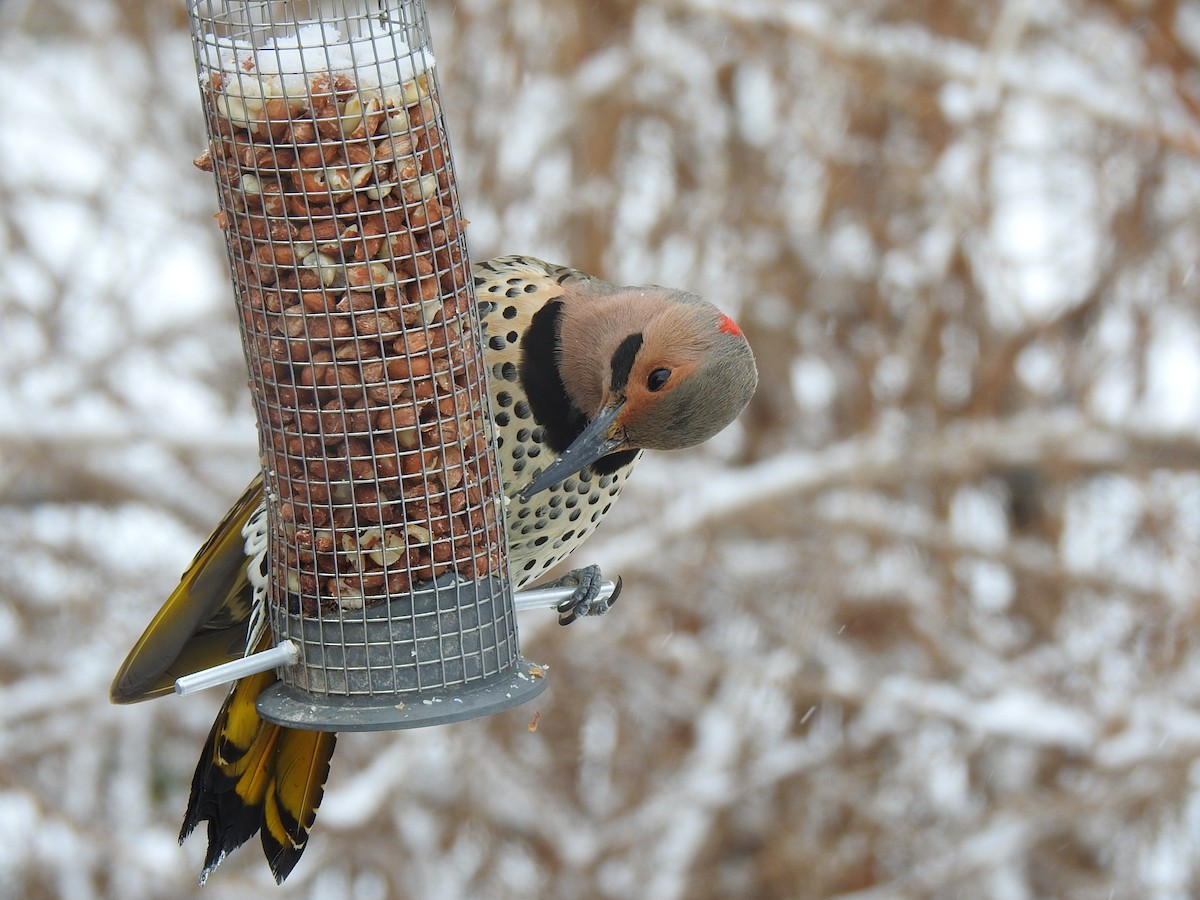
[552,565,623,626]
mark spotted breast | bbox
[474,255,641,588]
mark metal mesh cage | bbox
[186,0,545,729]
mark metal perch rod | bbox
[174,579,618,695]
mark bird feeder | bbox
[185,0,546,729]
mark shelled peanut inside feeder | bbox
[188,14,538,726]
[197,24,501,613]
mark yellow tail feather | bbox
[181,662,336,885]
[261,727,338,883]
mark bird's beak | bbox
[518,399,628,501]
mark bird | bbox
[109,254,758,884]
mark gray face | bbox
[623,329,758,451]
[522,278,758,499]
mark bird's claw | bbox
[553,566,622,626]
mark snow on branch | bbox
[598,410,1183,572]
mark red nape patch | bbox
[718,314,744,338]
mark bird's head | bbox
[518,286,757,500]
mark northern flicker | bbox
[110,255,757,883]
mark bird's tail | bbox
[180,655,336,885]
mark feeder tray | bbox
[186,0,545,730]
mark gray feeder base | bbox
[256,658,547,731]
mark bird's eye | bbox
[647,368,672,392]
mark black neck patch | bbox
[519,303,641,477]
[591,447,640,476]
[520,300,587,454]
[609,332,644,395]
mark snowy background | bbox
[3,0,1200,897]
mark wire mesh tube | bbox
[187,0,545,729]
